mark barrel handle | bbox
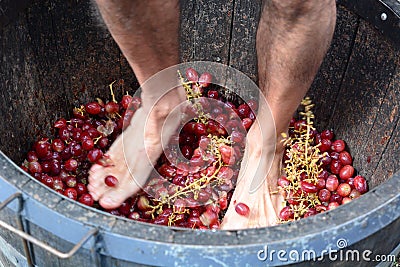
[0,192,98,260]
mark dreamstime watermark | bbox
[257,238,397,263]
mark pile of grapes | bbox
[278,98,368,221]
[21,81,141,206]
[21,68,368,229]
[21,70,252,229]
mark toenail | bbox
[101,199,118,208]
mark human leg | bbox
[221,0,336,229]
[88,0,184,209]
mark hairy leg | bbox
[221,0,336,229]
[88,0,184,209]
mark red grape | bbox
[194,122,207,136]
[218,193,228,210]
[58,127,71,142]
[353,175,368,193]
[339,151,352,165]
[300,181,318,193]
[339,165,354,180]
[219,144,234,165]
[198,72,212,87]
[78,194,94,207]
[69,142,82,157]
[35,139,51,159]
[318,189,331,202]
[215,114,228,125]
[65,176,77,188]
[349,189,361,199]
[64,158,78,172]
[235,202,250,217]
[331,139,345,152]
[64,188,78,200]
[294,120,306,132]
[28,161,42,174]
[200,210,218,226]
[330,193,342,204]
[279,206,294,220]
[207,90,218,99]
[321,129,334,140]
[316,178,326,190]
[278,176,290,188]
[82,138,95,151]
[197,188,212,203]
[231,130,245,144]
[320,155,332,166]
[303,208,317,218]
[319,139,332,152]
[105,175,118,187]
[97,137,109,149]
[71,118,84,128]
[185,68,199,82]
[118,201,132,216]
[242,118,252,130]
[180,145,193,159]
[87,148,103,163]
[330,151,339,160]
[75,183,87,196]
[326,175,339,192]
[52,177,65,191]
[330,160,342,174]
[342,197,352,204]
[328,202,339,210]
[105,101,120,114]
[188,216,202,228]
[137,195,151,211]
[27,151,38,162]
[54,118,67,128]
[51,139,65,153]
[41,161,51,173]
[247,99,258,111]
[337,183,351,197]
[120,95,133,109]
[158,164,176,179]
[237,104,250,119]
[85,102,102,115]
[49,160,61,176]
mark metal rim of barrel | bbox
[337,0,400,48]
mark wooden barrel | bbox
[0,0,399,266]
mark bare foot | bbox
[88,86,186,210]
[221,115,285,230]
